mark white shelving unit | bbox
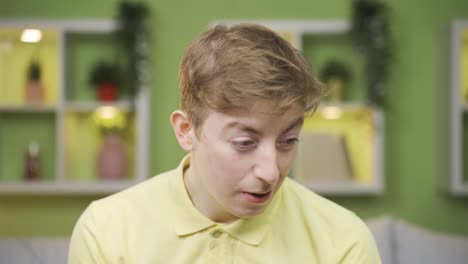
[0,19,150,195]
[449,20,468,196]
[211,20,384,195]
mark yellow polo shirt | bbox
[68,156,381,263]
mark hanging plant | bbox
[350,0,393,107]
[115,0,150,98]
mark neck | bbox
[183,164,238,224]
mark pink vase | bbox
[25,80,45,104]
[97,133,128,180]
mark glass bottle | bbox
[24,141,40,180]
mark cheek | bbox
[278,149,299,174]
[201,141,250,189]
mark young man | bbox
[69,24,381,263]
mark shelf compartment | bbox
[64,31,131,102]
[292,105,383,195]
[63,110,136,182]
[0,180,142,195]
[0,28,59,106]
[302,33,366,102]
[0,112,56,182]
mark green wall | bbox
[1,0,468,236]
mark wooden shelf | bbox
[0,180,143,195]
[0,104,57,113]
[64,100,134,112]
[300,180,383,195]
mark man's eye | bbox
[238,140,253,146]
[234,140,255,146]
[286,138,299,144]
[278,138,299,148]
[232,139,256,151]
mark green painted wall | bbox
[1,0,468,237]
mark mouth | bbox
[243,190,272,204]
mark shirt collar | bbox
[223,189,281,246]
[170,155,216,236]
[169,154,282,246]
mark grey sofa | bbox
[367,215,468,264]
[0,238,69,264]
[1,215,467,264]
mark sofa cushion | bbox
[395,220,468,264]
[366,215,395,264]
[0,237,69,264]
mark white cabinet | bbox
[211,20,385,195]
[449,20,468,195]
[0,19,149,195]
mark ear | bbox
[170,110,195,151]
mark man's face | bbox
[185,102,303,223]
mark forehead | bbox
[199,103,304,135]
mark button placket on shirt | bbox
[208,228,224,251]
[211,229,223,238]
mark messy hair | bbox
[179,23,324,134]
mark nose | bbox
[253,147,280,185]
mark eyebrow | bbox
[223,117,304,136]
[281,117,304,134]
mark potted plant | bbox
[320,60,351,102]
[89,61,122,101]
[25,59,45,104]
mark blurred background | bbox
[0,0,467,262]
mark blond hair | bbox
[179,23,324,133]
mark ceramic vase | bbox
[97,133,128,180]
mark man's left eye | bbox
[278,138,299,146]
[232,138,257,152]
[236,140,255,147]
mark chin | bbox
[232,206,268,219]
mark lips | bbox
[243,190,272,203]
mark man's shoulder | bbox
[88,169,176,219]
[282,177,368,234]
[280,178,380,262]
[70,169,180,260]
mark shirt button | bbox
[211,229,223,238]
